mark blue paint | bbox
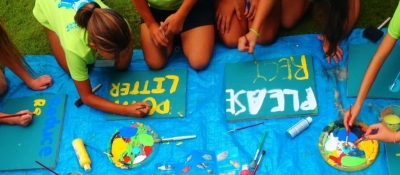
[39,97,62,157]
[133,147,141,155]
[119,127,138,138]
[336,130,358,142]
[349,148,365,158]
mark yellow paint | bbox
[152,77,166,94]
[178,112,183,117]
[279,57,292,80]
[111,138,128,166]
[166,75,179,93]
[384,114,400,124]
[176,141,183,146]
[139,81,151,94]
[292,55,309,80]
[253,63,267,83]
[396,153,400,156]
[33,99,46,115]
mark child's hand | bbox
[365,123,393,142]
[128,102,151,118]
[215,0,242,35]
[149,22,168,47]
[245,0,259,20]
[317,35,343,64]
[14,110,33,126]
[161,13,184,36]
[238,32,258,53]
[28,75,53,90]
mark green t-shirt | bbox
[389,2,400,39]
[33,0,107,81]
[148,0,183,10]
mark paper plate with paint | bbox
[318,120,379,172]
[107,122,158,169]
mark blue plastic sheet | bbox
[0,28,397,175]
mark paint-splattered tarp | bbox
[0,28,396,175]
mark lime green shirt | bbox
[33,0,107,81]
[148,0,183,10]
[389,2,400,39]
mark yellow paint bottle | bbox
[72,138,91,172]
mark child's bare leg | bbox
[215,0,248,47]
[181,25,214,70]
[281,0,310,29]
[140,23,174,70]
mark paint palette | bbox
[107,122,158,169]
[318,120,379,172]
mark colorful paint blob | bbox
[107,122,158,169]
[318,120,379,172]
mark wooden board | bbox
[105,69,187,120]
[385,142,400,175]
[225,55,318,122]
[348,44,400,99]
[0,95,67,171]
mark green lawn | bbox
[0,0,398,55]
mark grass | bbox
[0,0,399,55]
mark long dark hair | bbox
[313,0,349,57]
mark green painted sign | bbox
[105,69,187,120]
[225,55,318,122]
[385,143,400,175]
[0,95,66,171]
[348,44,400,99]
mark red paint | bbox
[329,155,341,165]
[182,166,191,173]
[124,156,131,162]
[144,146,152,156]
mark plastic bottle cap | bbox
[242,164,249,170]
[306,117,313,123]
[83,164,91,172]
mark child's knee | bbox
[258,32,277,45]
[147,62,167,70]
[188,56,211,71]
[222,37,239,48]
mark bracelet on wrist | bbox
[249,28,260,38]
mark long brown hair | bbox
[313,0,349,57]
[75,2,132,61]
[0,20,33,74]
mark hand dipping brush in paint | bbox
[343,1,400,143]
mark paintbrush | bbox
[226,122,264,133]
[250,131,267,168]
[251,53,258,64]
[354,128,379,146]
[251,150,265,175]
[84,144,112,157]
[0,112,34,119]
[344,105,352,147]
[35,160,59,175]
[390,71,400,90]
[154,135,196,143]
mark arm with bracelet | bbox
[237,0,276,53]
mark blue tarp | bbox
[1,28,397,175]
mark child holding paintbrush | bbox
[0,110,33,126]
[236,0,360,65]
[344,2,400,143]
[33,0,150,117]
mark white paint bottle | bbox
[286,117,312,139]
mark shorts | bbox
[141,0,214,33]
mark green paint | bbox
[0,95,67,171]
[348,44,400,99]
[225,55,318,122]
[341,156,366,167]
[137,134,154,146]
[105,69,187,120]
